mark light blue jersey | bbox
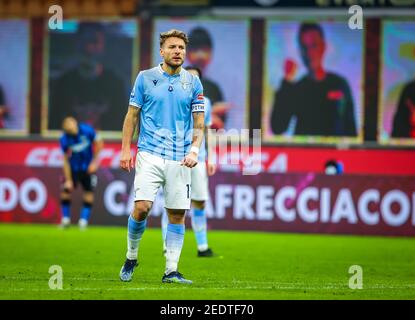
[197,96,212,162]
[129,64,204,161]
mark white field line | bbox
[2,286,415,292]
[2,284,415,292]
[2,277,415,288]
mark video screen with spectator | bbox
[379,20,415,146]
[0,20,30,134]
[45,19,138,136]
[152,18,250,135]
[262,19,364,144]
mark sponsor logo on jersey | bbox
[69,135,90,153]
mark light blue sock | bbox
[191,208,208,251]
[126,215,147,260]
[161,210,169,250]
[165,223,185,274]
[80,203,92,221]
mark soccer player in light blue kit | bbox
[119,29,205,284]
[161,66,217,257]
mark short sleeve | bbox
[129,72,145,108]
[191,76,205,113]
[204,96,212,126]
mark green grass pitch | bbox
[0,223,414,300]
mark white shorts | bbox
[191,161,209,202]
[133,151,191,210]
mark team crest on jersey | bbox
[180,81,191,91]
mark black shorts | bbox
[62,171,97,192]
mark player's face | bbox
[79,31,105,77]
[63,118,79,136]
[299,30,326,73]
[187,47,212,70]
[160,37,186,68]
[80,31,105,63]
[82,32,105,56]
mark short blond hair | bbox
[159,29,189,48]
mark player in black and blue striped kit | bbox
[59,116,103,229]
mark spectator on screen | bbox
[270,22,357,137]
[391,79,415,138]
[324,159,344,175]
[0,85,9,129]
[48,23,126,132]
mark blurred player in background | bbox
[118,29,205,284]
[161,66,217,258]
[270,22,357,137]
[187,27,230,130]
[59,116,103,229]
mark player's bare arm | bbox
[182,111,204,168]
[88,134,104,174]
[62,154,73,191]
[206,125,217,176]
[120,106,140,172]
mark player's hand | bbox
[284,58,297,82]
[87,162,98,174]
[120,149,134,172]
[181,152,198,168]
[207,162,217,176]
[63,180,73,192]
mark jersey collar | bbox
[158,63,182,78]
